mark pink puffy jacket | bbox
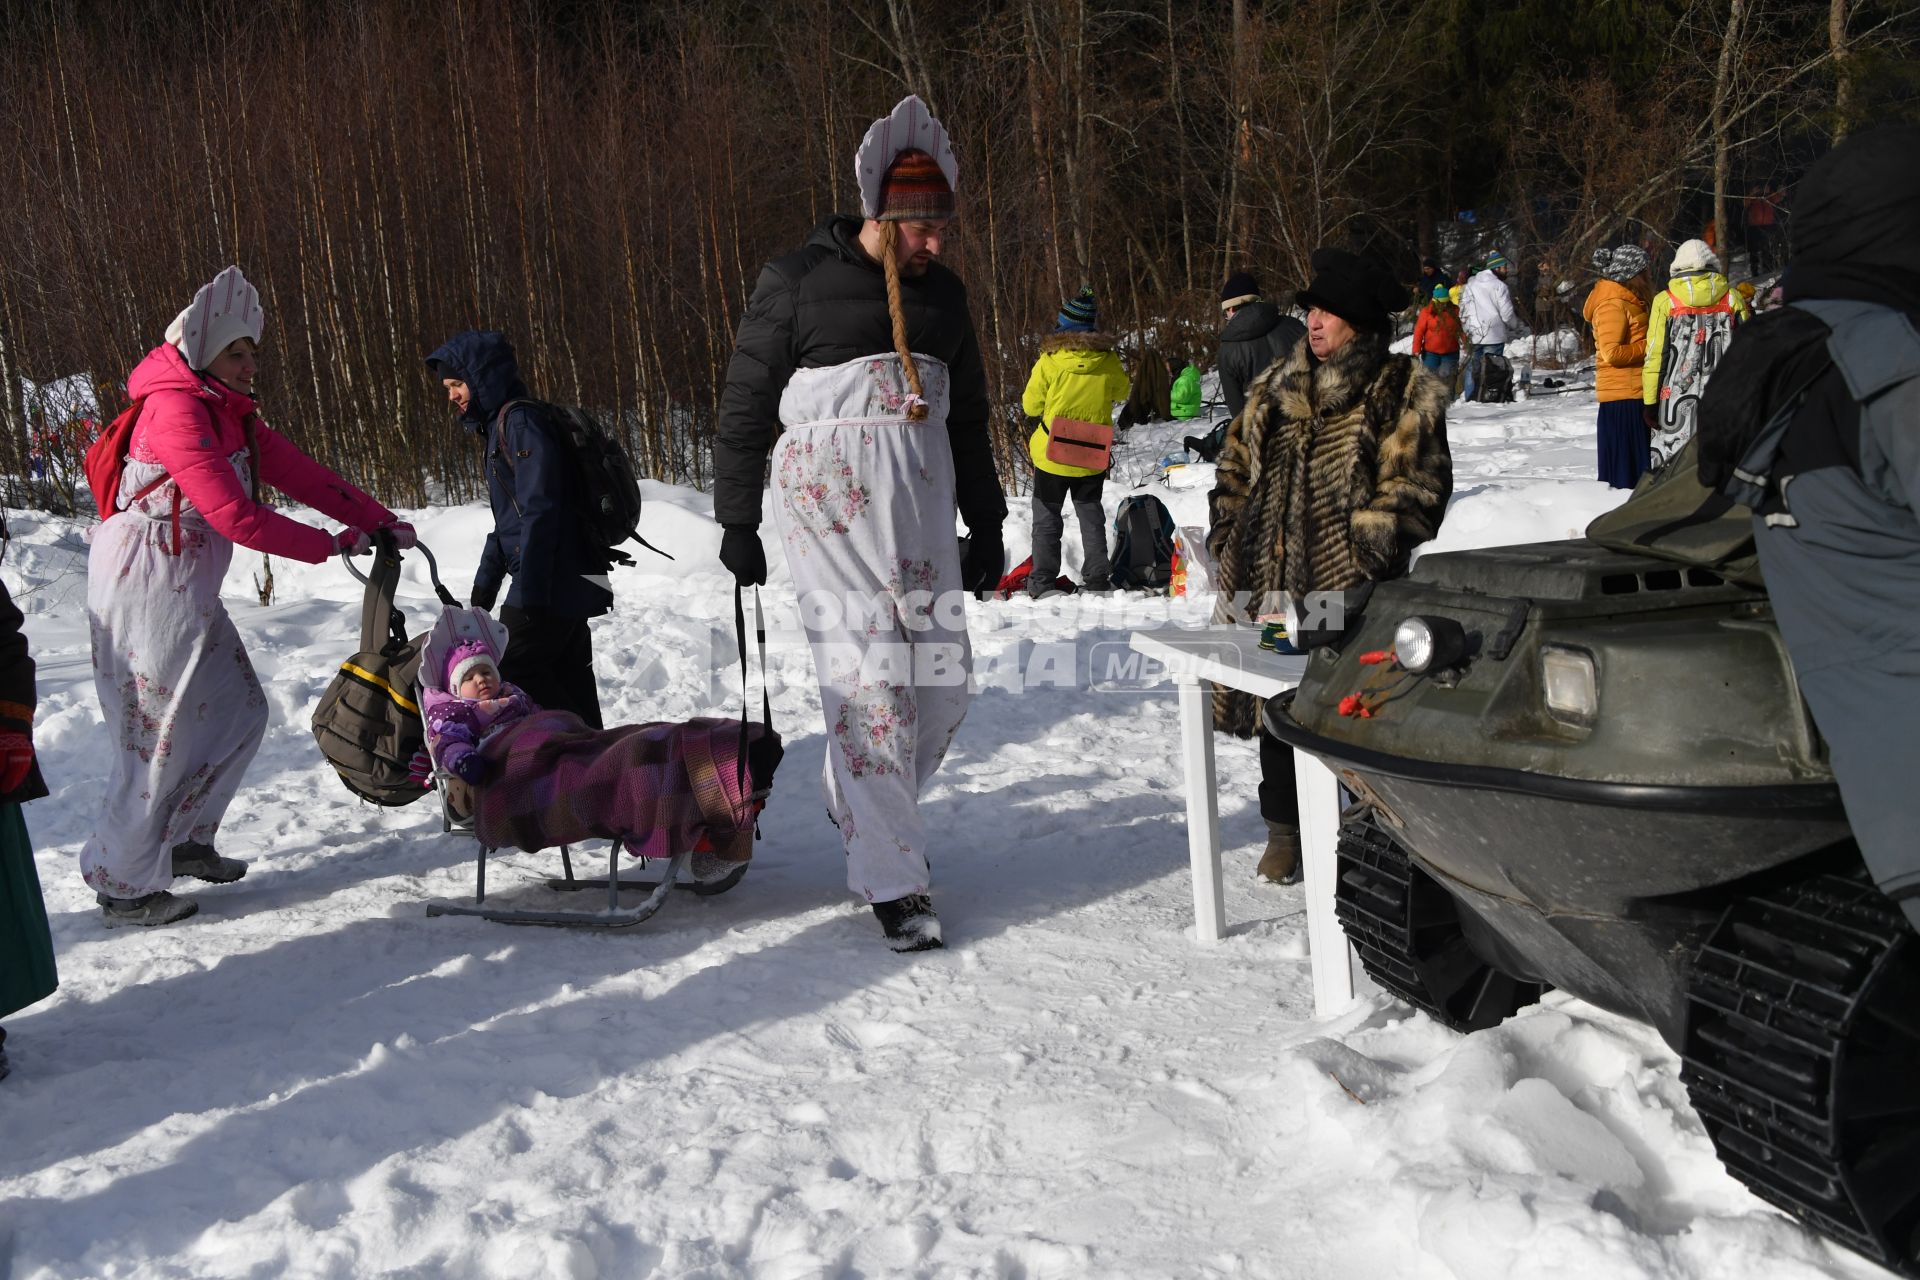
[123,343,395,563]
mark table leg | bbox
[1176,674,1225,943]
[1294,749,1356,1016]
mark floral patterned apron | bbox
[79,452,268,898]
[770,353,972,902]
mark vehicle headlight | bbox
[1541,645,1598,725]
[1393,615,1467,673]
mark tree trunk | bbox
[1165,0,1194,295]
[1228,0,1250,269]
[1711,0,1749,265]
[1023,0,1065,298]
[1831,0,1854,140]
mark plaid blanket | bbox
[472,710,778,862]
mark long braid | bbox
[880,221,930,421]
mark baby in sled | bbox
[418,607,781,881]
[423,641,536,799]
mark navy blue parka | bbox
[425,330,612,618]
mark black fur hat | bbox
[1295,249,1402,333]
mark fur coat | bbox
[1206,330,1452,737]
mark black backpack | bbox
[1472,351,1515,403]
[1110,494,1178,591]
[497,399,667,566]
[312,542,444,806]
[1185,421,1229,462]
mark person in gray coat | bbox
[1700,125,1920,931]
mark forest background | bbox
[1,0,1915,507]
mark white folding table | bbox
[1129,626,1359,1018]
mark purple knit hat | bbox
[446,640,497,691]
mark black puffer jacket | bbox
[713,215,1007,532]
[1217,301,1306,420]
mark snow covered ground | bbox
[0,381,1894,1279]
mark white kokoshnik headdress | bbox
[166,265,263,372]
[855,95,959,220]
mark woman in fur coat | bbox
[1206,248,1453,881]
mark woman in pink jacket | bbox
[81,266,411,926]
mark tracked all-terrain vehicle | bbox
[1266,530,1920,1276]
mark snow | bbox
[0,384,1895,1279]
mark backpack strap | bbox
[357,539,409,655]
[1668,288,1736,317]
[491,398,546,476]
[111,397,185,554]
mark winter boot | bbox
[688,851,748,896]
[171,841,248,885]
[1080,576,1112,593]
[98,890,200,928]
[872,894,944,952]
[1258,820,1303,885]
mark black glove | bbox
[960,528,1004,595]
[470,583,499,612]
[451,752,488,785]
[719,525,768,586]
[1641,404,1659,432]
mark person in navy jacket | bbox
[426,330,611,728]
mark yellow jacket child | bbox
[1023,307,1130,479]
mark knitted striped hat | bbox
[1057,286,1098,331]
[1485,251,1512,272]
[877,149,954,221]
[857,96,958,221]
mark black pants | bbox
[498,605,603,730]
[1258,724,1297,825]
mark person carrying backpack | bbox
[1641,238,1749,471]
[1021,287,1130,597]
[1699,125,1920,935]
[81,266,409,925]
[426,330,611,729]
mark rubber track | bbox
[1682,872,1915,1272]
[1333,816,1444,1020]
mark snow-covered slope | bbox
[0,389,1891,1279]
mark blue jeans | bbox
[1460,343,1501,401]
[1421,352,1459,385]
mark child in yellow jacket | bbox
[1021,287,1130,596]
